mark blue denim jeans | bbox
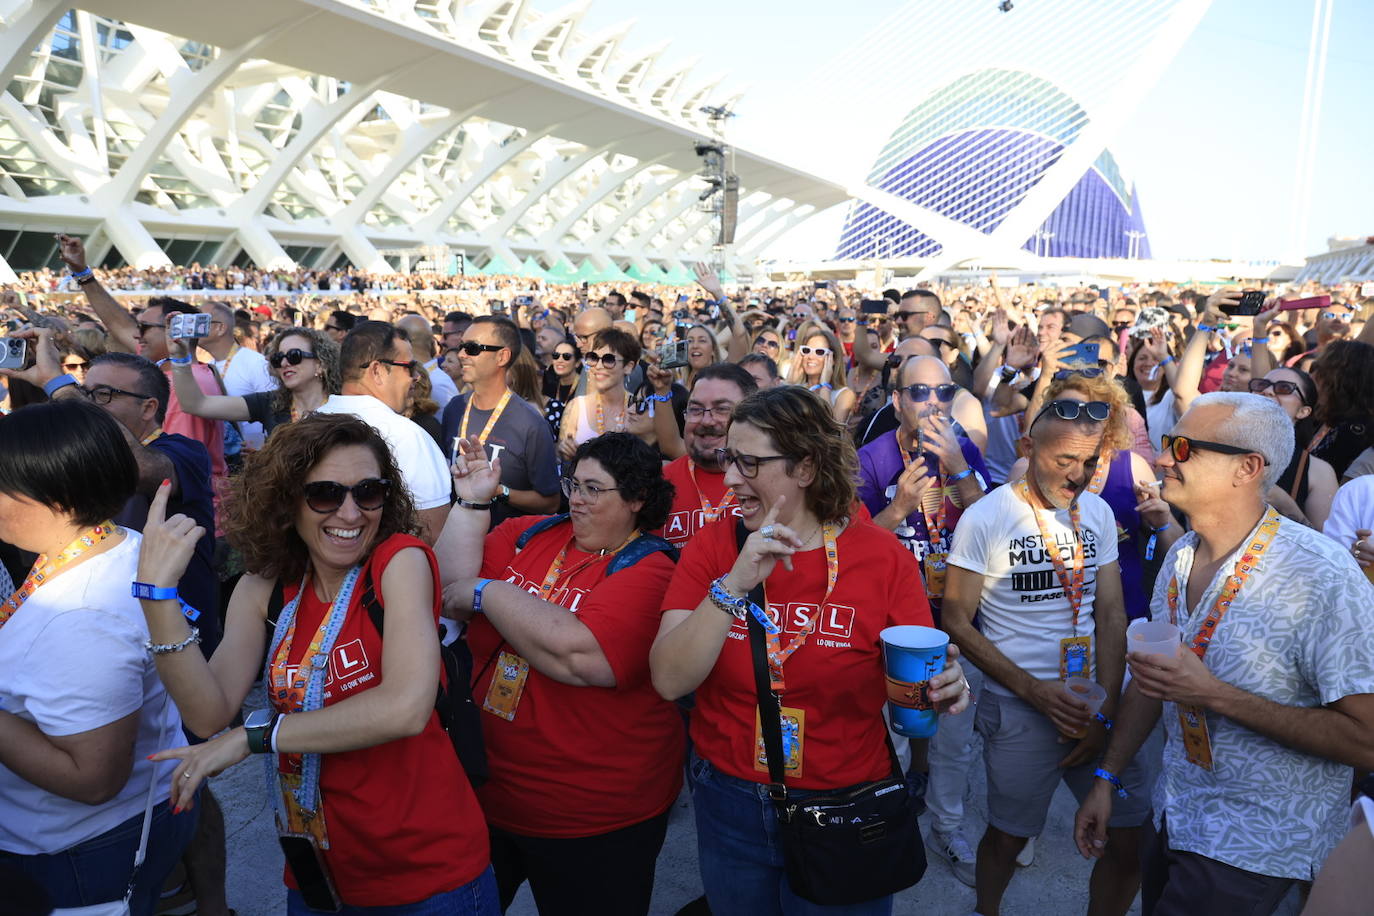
[688,753,895,916]
[0,798,196,916]
[286,865,500,915]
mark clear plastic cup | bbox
[1062,677,1107,738]
[1127,619,1183,659]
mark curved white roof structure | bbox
[0,0,848,277]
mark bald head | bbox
[892,336,938,361]
[898,354,952,388]
[396,314,436,360]
[573,308,612,336]
[612,319,638,338]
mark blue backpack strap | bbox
[609,534,678,574]
[515,514,570,550]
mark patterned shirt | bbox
[1150,514,1374,879]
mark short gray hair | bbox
[1188,392,1294,490]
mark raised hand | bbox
[0,326,61,388]
[136,480,202,590]
[449,435,501,503]
[54,234,88,273]
[723,496,803,593]
[692,262,724,302]
[990,308,1011,347]
[1006,325,1038,369]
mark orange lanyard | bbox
[219,344,241,379]
[269,568,360,712]
[895,430,946,542]
[536,530,638,603]
[1166,508,1281,660]
[140,426,163,446]
[0,522,117,630]
[1020,479,1085,635]
[764,523,840,692]
[1085,450,1112,495]
[687,459,736,523]
[460,389,512,446]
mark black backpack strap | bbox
[515,514,570,550]
[265,579,285,628]
[359,565,385,635]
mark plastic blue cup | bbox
[880,625,949,738]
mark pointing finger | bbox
[147,479,173,527]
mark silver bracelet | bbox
[146,626,200,656]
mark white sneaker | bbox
[1015,834,1036,867]
[927,827,977,887]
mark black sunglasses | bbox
[551,351,576,361]
[136,321,165,334]
[1160,435,1265,465]
[459,341,505,357]
[584,351,622,368]
[368,358,419,375]
[269,348,316,368]
[715,449,789,478]
[1248,378,1305,401]
[303,478,391,513]
[899,383,959,402]
[1032,399,1111,427]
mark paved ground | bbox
[215,692,1299,915]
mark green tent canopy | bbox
[517,256,548,280]
[593,261,631,283]
[661,262,694,286]
[570,258,602,283]
[474,252,518,276]
[544,256,579,284]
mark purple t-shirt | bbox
[857,431,990,561]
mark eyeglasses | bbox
[899,383,959,403]
[584,351,622,368]
[560,476,622,503]
[136,321,165,334]
[685,404,734,421]
[459,341,505,357]
[368,358,420,375]
[62,359,89,371]
[303,477,391,513]
[81,383,152,405]
[1052,366,1106,380]
[799,345,832,357]
[1032,399,1111,427]
[1248,378,1306,401]
[714,448,789,478]
[1160,434,1265,465]
[551,351,576,361]
[269,348,316,368]
[1322,311,1354,322]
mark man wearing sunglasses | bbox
[1077,393,1374,915]
[857,354,989,886]
[197,301,275,449]
[657,363,758,549]
[439,316,560,524]
[855,337,988,453]
[942,393,1148,916]
[317,321,451,543]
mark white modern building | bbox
[0,0,847,279]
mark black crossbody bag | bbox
[737,522,926,906]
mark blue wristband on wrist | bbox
[169,355,193,366]
[132,582,179,601]
[42,374,78,397]
[1094,712,1113,730]
[472,578,494,614]
[1094,767,1128,798]
[70,267,93,279]
[947,467,974,483]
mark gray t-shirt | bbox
[441,392,561,526]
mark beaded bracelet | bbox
[708,576,749,620]
[1094,767,1128,798]
[146,627,201,656]
[1094,712,1113,730]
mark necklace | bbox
[593,393,626,434]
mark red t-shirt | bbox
[471,516,684,837]
[274,534,489,906]
[656,457,741,550]
[660,516,933,790]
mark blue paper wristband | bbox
[472,578,494,614]
[132,582,179,601]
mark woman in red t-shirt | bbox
[652,386,972,915]
[438,431,682,915]
[134,414,496,914]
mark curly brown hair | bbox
[1311,340,1374,427]
[264,326,342,416]
[1038,372,1134,455]
[731,385,858,524]
[223,413,419,582]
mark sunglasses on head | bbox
[900,382,959,402]
[799,345,832,357]
[1160,434,1264,464]
[1052,366,1106,381]
[1248,378,1305,401]
[1032,399,1111,426]
[459,341,504,357]
[584,351,622,368]
[303,478,391,513]
[269,348,316,368]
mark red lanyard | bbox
[894,430,947,543]
[536,530,638,603]
[0,522,117,631]
[687,459,736,523]
[1166,508,1281,660]
[764,523,840,692]
[1020,479,1085,634]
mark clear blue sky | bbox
[549,0,1373,263]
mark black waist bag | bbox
[738,522,925,906]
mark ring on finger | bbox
[761,525,775,540]
[182,772,192,780]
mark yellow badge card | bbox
[1059,635,1091,681]
[1177,703,1214,770]
[278,772,331,849]
[753,706,805,779]
[482,651,530,722]
[923,552,948,601]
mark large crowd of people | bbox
[1,230,1373,916]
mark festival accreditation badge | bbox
[753,706,805,779]
[278,773,331,849]
[482,651,530,722]
[1059,635,1091,681]
[1177,703,1215,770]
[923,552,948,601]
